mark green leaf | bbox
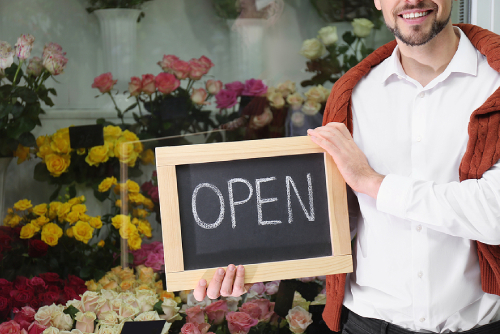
[338,45,349,54]
[79,267,91,279]
[48,88,57,96]
[128,167,143,178]
[18,132,36,147]
[64,305,80,320]
[128,253,134,264]
[342,31,356,45]
[68,184,76,198]
[93,188,109,202]
[153,300,164,315]
[5,117,36,139]
[133,112,141,123]
[14,87,38,103]
[5,104,24,118]
[0,104,8,118]
[124,103,138,112]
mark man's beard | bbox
[385,2,452,46]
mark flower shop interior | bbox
[1,0,498,333]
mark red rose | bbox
[39,273,60,285]
[0,295,12,319]
[63,286,79,302]
[67,275,85,287]
[13,306,35,330]
[91,72,117,94]
[141,181,153,193]
[170,60,191,80]
[0,231,12,252]
[14,277,28,291]
[11,289,34,307]
[28,297,40,311]
[27,277,46,292]
[242,79,268,96]
[0,278,13,290]
[215,89,238,109]
[148,186,159,204]
[73,285,86,296]
[157,54,179,71]
[28,321,47,334]
[155,72,180,95]
[39,291,59,306]
[28,239,48,258]
[188,59,208,80]
[198,55,214,70]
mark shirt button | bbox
[420,318,425,322]
[416,225,422,232]
[419,92,425,98]
[416,135,422,142]
[418,271,423,278]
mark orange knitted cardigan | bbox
[322,24,500,332]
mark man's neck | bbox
[398,25,460,87]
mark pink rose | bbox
[226,312,258,334]
[43,52,68,75]
[191,88,208,105]
[215,89,238,109]
[239,302,261,320]
[286,306,313,334]
[132,247,149,266]
[144,252,163,272]
[81,291,100,312]
[158,54,179,71]
[42,42,65,59]
[27,322,46,334]
[185,305,205,325]
[128,76,142,97]
[171,60,191,80]
[180,323,201,334]
[205,300,228,325]
[206,80,222,95]
[13,306,35,330]
[188,59,208,80]
[26,57,43,77]
[75,311,96,333]
[155,72,180,95]
[0,320,21,334]
[242,79,268,96]
[247,299,275,322]
[249,108,273,129]
[249,282,265,296]
[265,281,280,295]
[15,34,35,60]
[141,74,156,95]
[92,73,117,94]
[225,81,244,96]
[198,56,214,70]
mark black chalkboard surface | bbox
[177,153,332,270]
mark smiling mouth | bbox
[399,10,433,19]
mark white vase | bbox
[94,9,141,110]
[0,157,13,224]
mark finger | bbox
[220,264,237,297]
[193,279,207,302]
[309,131,341,154]
[231,265,247,297]
[206,267,225,299]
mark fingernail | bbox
[218,268,225,275]
[228,265,235,272]
[200,279,206,287]
[237,265,244,273]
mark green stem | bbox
[136,96,143,117]
[12,59,25,87]
[108,92,124,125]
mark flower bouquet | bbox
[0,35,67,160]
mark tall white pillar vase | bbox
[0,157,13,224]
[94,9,141,110]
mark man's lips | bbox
[397,9,434,24]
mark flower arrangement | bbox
[299,19,376,88]
[130,241,163,272]
[0,35,68,159]
[0,273,87,323]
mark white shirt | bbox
[344,27,500,333]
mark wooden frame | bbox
[156,136,352,292]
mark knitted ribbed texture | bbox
[322,24,500,332]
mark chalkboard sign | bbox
[69,124,104,149]
[156,136,352,292]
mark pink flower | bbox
[249,108,273,130]
[298,277,315,283]
[26,57,44,77]
[180,323,201,334]
[246,299,275,322]
[239,302,261,320]
[226,312,258,334]
[191,88,208,105]
[128,76,142,97]
[27,322,47,334]
[91,73,117,94]
[206,80,223,95]
[42,42,65,59]
[205,300,228,325]
[171,60,191,80]
[198,56,214,70]
[286,306,313,334]
[75,311,96,333]
[188,59,208,80]
[144,252,164,272]
[225,81,244,96]
[155,72,180,95]
[215,89,238,109]
[141,74,156,95]
[13,306,35,330]
[265,281,280,295]
[249,282,265,296]
[0,320,21,334]
[81,291,100,312]
[42,52,68,75]
[242,79,268,96]
[158,54,179,71]
[15,34,35,60]
[185,305,205,325]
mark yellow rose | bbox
[98,177,117,192]
[71,204,87,214]
[20,223,38,239]
[32,203,48,216]
[73,221,94,244]
[277,80,296,97]
[85,145,110,166]
[133,209,149,219]
[267,91,285,109]
[143,198,154,210]
[14,199,32,211]
[89,216,102,229]
[5,215,22,228]
[68,196,85,205]
[352,18,374,38]
[45,154,70,177]
[304,86,326,103]
[121,130,139,145]
[41,223,63,246]
[85,279,99,291]
[318,25,338,46]
[114,139,138,167]
[111,214,130,230]
[115,199,122,208]
[129,193,145,205]
[37,143,53,160]
[98,240,105,247]
[36,135,48,148]
[79,214,91,222]
[14,144,30,164]
[57,202,72,220]
[302,99,322,116]
[287,92,305,108]
[105,140,115,158]
[138,221,152,238]
[3,213,13,226]
[76,148,86,155]
[131,218,140,225]
[126,180,140,193]
[33,216,50,227]
[119,221,137,239]
[127,232,142,251]
[50,128,71,154]
[113,183,127,195]
[120,280,134,291]
[138,267,155,283]
[65,211,80,225]
[103,125,122,141]
[140,149,155,165]
[299,38,326,60]
[48,201,62,220]
[66,227,74,238]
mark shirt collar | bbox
[381,27,478,84]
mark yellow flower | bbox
[79,214,91,222]
[122,129,139,143]
[114,138,138,167]
[126,180,140,193]
[68,196,85,205]
[20,223,38,239]
[127,232,142,251]
[143,198,154,210]
[32,203,48,216]
[5,215,22,228]
[14,199,32,211]
[71,204,87,214]
[50,128,71,154]
[98,240,105,247]
[57,202,72,220]
[85,279,99,291]
[73,221,94,244]
[119,221,137,239]
[131,218,140,225]
[115,199,122,208]
[45,154,70,177]
[3,213,13,226]
[103,125,122,141]
[138,267,155,283]
[98,177,117,192]
[85,145,110,166]
[33,216,50,227]
[111,214,130,230]
[48,201,62,220]
[66,227,74,238]
[160,291,176,300]
[120,280,134,291]
[76,148,86,155]
[37,142,53,160]
[129,193,145,205]
[140,149,155,165]
[41,223,63,246]
[113,183,127,195]
[133,209,149,219]
[36,135,48,148]
[13,144,30,164]
[138,220,152,238]
[89,216,102,229]
[65,211,80,225]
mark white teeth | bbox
[402,11,430,19]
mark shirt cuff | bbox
[376,174,414,219]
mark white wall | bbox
[471,0,500,34]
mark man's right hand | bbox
[193,264,252,301]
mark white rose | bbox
[223,296,242,312]
[98,310,119,325]
[51,311,73,331]
[299,38,326,60]
[36,305,62,327]
[302,100,322,116]
[135,289,156,300]
[101,289,118,300]
[0,41,14,70]
[277,80,296,97]
[318,26,338,46]
[139,295,158,313]
[15,34,35,60]
[42,327,60,334]
[352,18,374,38]
[161,298,181,322]
[267,91,285,109]
[304,86,326,103]
[291,111,305,127]
[286,306,313,334]
[95,324,121,334]
[286,92,304,109]
[310,293,327,305]
[318,85,330,102]
[250,108,274,130]
[135,311,161,321]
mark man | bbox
[195,1,500,333]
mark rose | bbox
[128,77,142,97]
[14,277,28,290]
[63,287,79,302]
[13,306,36,330]
[352,18,374,38]
[75,312,95,333]
[286,306,313,334]
[302,100,322,116]
[239,302,261,320]
[206,80,222,95]
[143,253,163,272]
[249,282,265,296]
[292,292,310,311]
[118,302,139,318]
[42,42,65,59]
[28,239,49,257]
[267,92,285,109]
[41,223,63,246]
[113,139,138,166]
[14,199,32,211]
[185,305,205,325]
[276,80,296,97]
[226,312,258,334]
[318,26,338,46]
[42,327,59,334]
[12,289,34,307]
[242,79,268,96]
[298,277,315,283]
[0,41,14,69]
[155,72,180,95]
[264,281,280,295]
[171,60,191,80]
[180,323,201,334]
[205,300,227,325]
[27,322,47,334]
[188,59,208,80]
[27,57,44,77]
[81,291,99,313]
[198,55,214,70]
[73,221,94,244]
[43,52,68,75]
[135,311,161,321]
[91,73,117,94]
[97,310,119,325]
[0,320,21,334]
[14,34,35,59]
[149,187,159,203]
[223,297,241,312]
[160,298,181,322]
[225,81,244,95]
[39,273,60,285]
[246,299,274,322]
[40,291,60,306]
[191,88,209,105]
[287,93,304,109]
[45,154,70,177]
[249,108,273,130]
[215,89,238,109]
[52,311,73,331]
[304,86,327,103]
[141,74,156,95]
[157,54,179,71]
[299,38,326,60]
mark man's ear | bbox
[374,0,382,11]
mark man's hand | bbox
[307,122,385,199]
[193,264,252,301]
